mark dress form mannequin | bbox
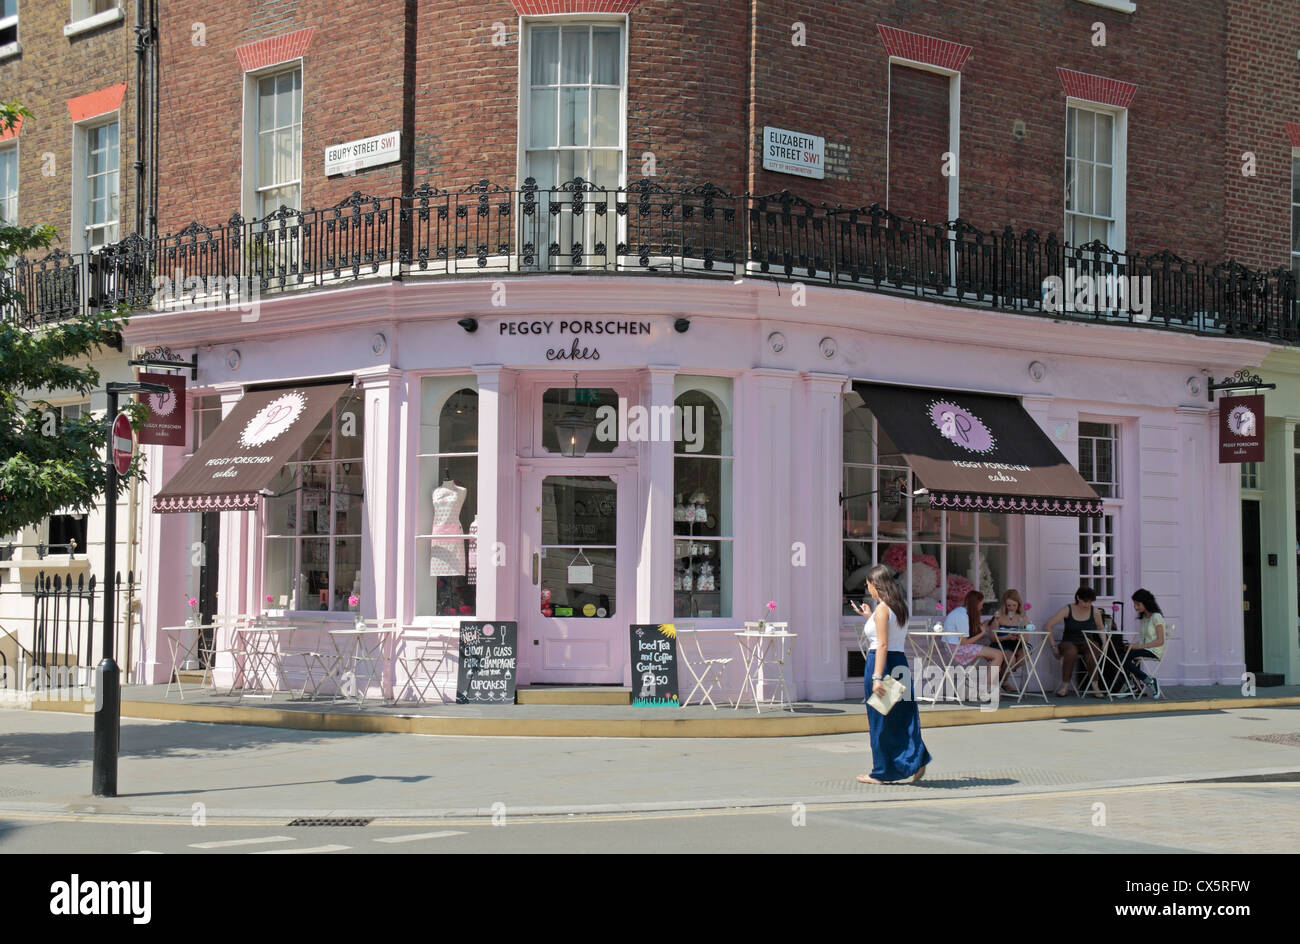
[430,478,468,576]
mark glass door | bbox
[520,470,631,684]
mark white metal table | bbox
[733,630,796,712]
[991,628,1052,703]
[161,623,216,700]
[229,623,294,700]
[1081,628,1134,701]
[327,625,404,706]
[905,630,963,705]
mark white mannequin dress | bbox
[429,481,468,576]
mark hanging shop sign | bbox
[136,372,187,447]
[629,623,679,706]
[324,130,401,176]
[763,126,826,180]
[1219,394,1265,463]
[456,621,518,704]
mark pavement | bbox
[1,701,1298,825]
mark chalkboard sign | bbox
[629,623,679,706]
[456,621,518,704]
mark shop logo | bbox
[929,401,996,454]
[1227,403,1257,437]
[239,392,307,449]
[148,386,178,417]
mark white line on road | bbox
[253,844,350,854]
[374,831,467,844]
[190,836,296,849]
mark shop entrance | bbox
[518,465,635,684]
[1242,498,1263,675]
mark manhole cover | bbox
[0,786,36,799]
[286,817,372,827]
[1244,733,1300,747]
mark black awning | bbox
[152,383,352,513]
[852,382,1103,517]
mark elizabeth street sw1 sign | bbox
[763,126,825,180]
[325,130,401,176]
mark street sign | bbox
[111,413,134,475]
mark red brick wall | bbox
[0,1,140,247]
[1224,0,1300,271]
[887,63,949,222]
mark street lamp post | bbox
[93,380,170,798]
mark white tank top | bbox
[864,604,908,652]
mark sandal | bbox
[1054,685,1070,697]
[856,774,884,784]
[911,765,927,783]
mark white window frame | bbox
[1065,99,1127,252]
[0,141,17,223]
[0,0,19,59]
[71,115,120,252]
[1078,421,1121,499]
[1078,0,1136,13]
[64,0,123,38]
[885,56,961,224]
[241,62,303,222]
[672,375,734,621]
[517,14,628,192]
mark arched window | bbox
[673,380,732,618]
[417,378,479,618]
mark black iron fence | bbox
[4,178,1297,343]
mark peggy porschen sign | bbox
[497,319,653,361]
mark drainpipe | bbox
[746,0,758,195]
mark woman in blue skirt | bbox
[854,564,931,784]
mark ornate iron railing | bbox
[4,178,1297,343]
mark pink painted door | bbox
[519,466,634,684]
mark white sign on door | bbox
[325,131,401,176]
[762,126,826,180]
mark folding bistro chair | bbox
[1121,622,1172,700]
[680,624,734,709]
[196,614,251,695]
[397,628,455,704]
[163,624,211,700]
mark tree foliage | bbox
[0,100,145,537]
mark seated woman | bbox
[942,590,1005,691]
[1043,586,1106,697]
[1122,588,1167,697]
[990,589,1031,687]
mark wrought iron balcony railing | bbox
[3,178,1297,344]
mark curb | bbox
[26,693,1300,738]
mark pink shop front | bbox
[125,276,1266,700]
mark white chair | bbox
[1123,622,1173,700]
[679,624,733,709]
[397,628,455,704]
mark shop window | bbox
[417,379,478,618]
[842,393,1010,622]
[1078,421,1119,498]
[0,143,16,223]
[673,379,732,618]
[541,386,619,454]
[1066,103,1124,250]
[47,513,87,555]
[1078,513,1117,599]
[1240,462,1260,490]
[263,392,364,612]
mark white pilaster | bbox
[638,367,677,623]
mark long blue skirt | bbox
[865,650,932,782]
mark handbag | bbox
[867,672,907,715]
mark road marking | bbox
[253,844,350,854]
[374,830,466,844]
[190,836,296,849]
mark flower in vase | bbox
[348,594,359,608]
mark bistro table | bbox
[161,623,217,700]
[229,622,296,700]
[325,623,404,706]
[733,629,797,713]
[1081,627,1134,701]
[904,629,962,705]
[991,628,1052,703]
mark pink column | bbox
[636,367,676,623]
[473,366,518,625]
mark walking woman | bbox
[853,564,932,784]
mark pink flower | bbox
[187,597,198,607]
[766,600,777,612]
[348,594,360,607]
[1024,603,1032,611]
[265,594,273,603]
[936,602,945,613]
